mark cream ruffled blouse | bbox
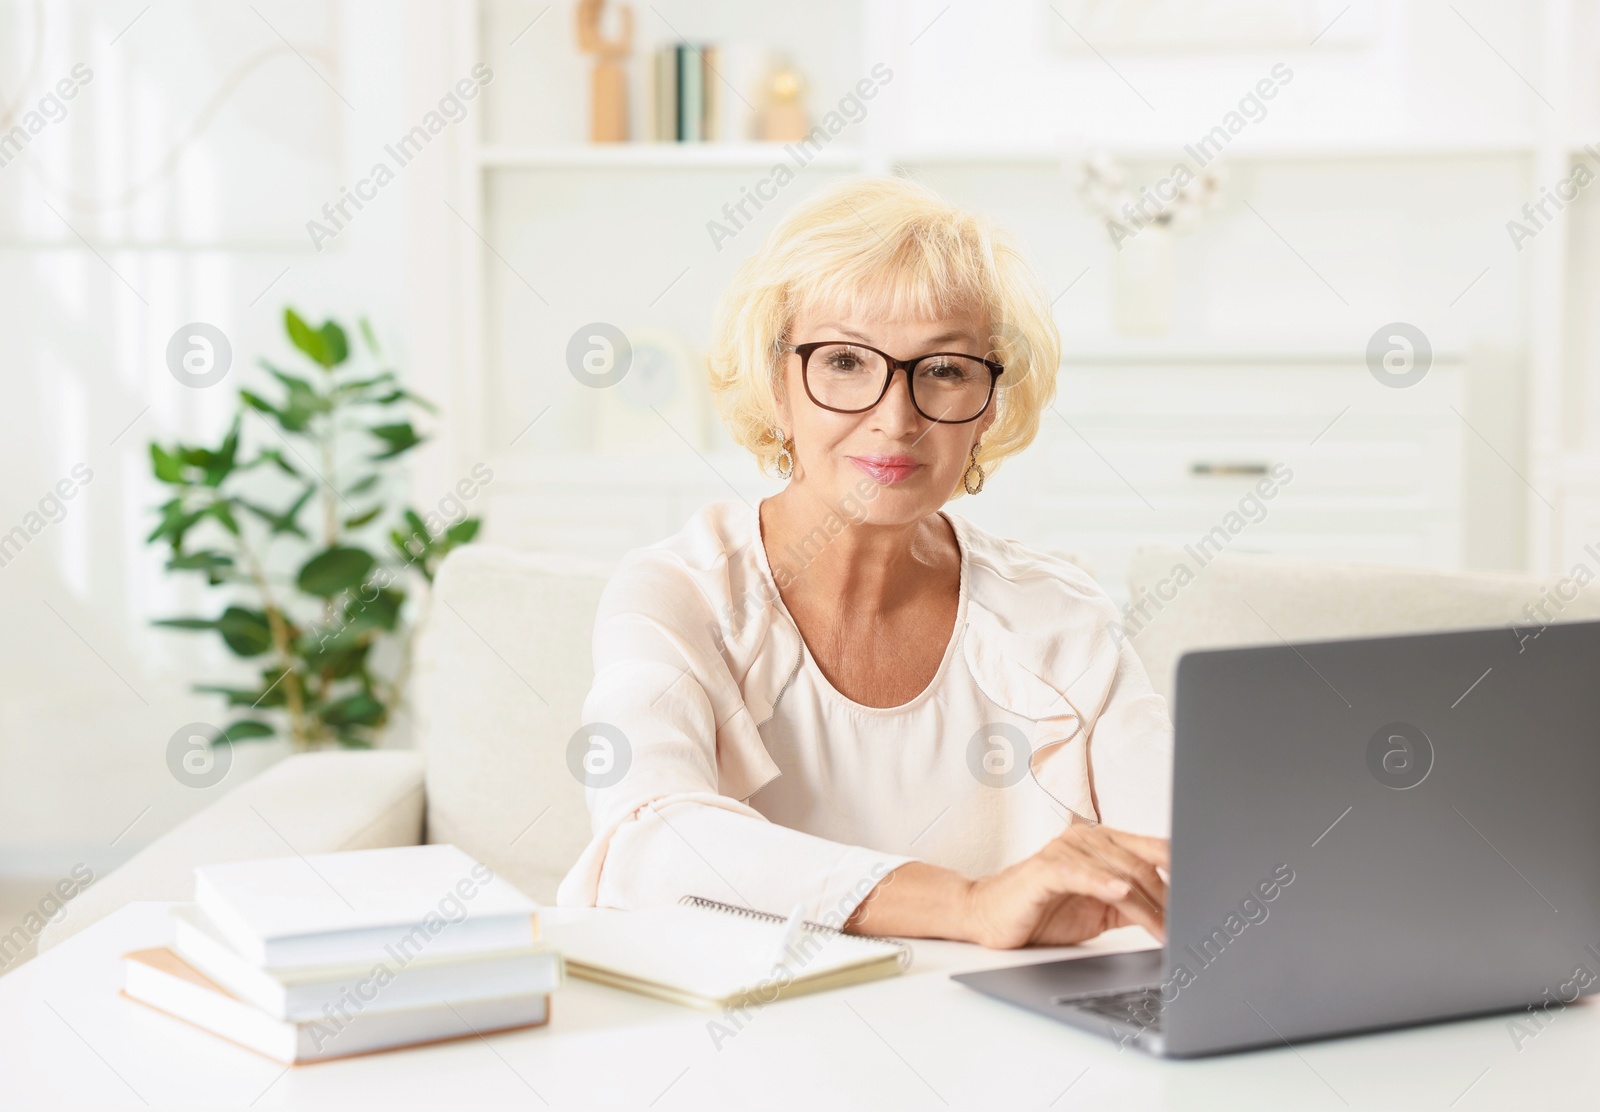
[555,497,1174,927]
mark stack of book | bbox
[648,41,770,142]
[120,844,561,1064]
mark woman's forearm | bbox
[842,861,975,941]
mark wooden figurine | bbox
[576,0,632,143]
[760,61,808,142]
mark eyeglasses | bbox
[776,340,1004,424]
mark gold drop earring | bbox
[963,440,985,494]
[772,428,794,479]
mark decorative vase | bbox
[1113,222,1174,337]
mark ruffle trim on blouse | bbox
[677,501,1128,821]
[949,513,1124,825]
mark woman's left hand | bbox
[843,824,1168,947]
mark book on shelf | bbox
[646,41,770,142]
[119,844,560,1064]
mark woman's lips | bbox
[849,456,923,484]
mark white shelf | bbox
[477,137,1543,172]
[1062,336,1469,365]
[477,143,864,169]
[892,135,1539,166]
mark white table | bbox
[1,902,1596,1110]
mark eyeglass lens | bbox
[804,343,991,421]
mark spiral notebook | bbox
[544,897,912,1011]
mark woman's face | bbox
[775,303,998,523]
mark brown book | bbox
[702,44,720,141]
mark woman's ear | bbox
[772,360,794,429]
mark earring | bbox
[773,428,794,479]
[963,440,985,495]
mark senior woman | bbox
[556,176,1173,948]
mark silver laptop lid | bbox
[1160,618,1600,1057]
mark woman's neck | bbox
[758,483,956,618]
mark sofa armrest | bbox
[37,750,425,953]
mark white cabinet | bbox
[955,359,1464,605]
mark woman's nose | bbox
[870,368,925,433]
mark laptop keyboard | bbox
[1053,985,1166,1032]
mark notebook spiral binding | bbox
[678,895,913,970]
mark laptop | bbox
[953,618,1600,1057]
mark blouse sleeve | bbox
[1082,631,1173,839]
[554,549,913,926]
[970,549,1174,842]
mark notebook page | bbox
[546,906,900,1000]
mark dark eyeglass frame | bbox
[776,340,1005,424]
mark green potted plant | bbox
[147,308,481,751]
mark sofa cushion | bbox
[1126,544,1600,706]
[413,547,615,903]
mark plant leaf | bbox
[318,692,385,728]
[245,376,314,432]
[368,422,424,461]
[239,389,290,428]
[444,518,481,546]
[265,365,332,415]
[333,372,396,401]
[343,504,383,529]
[359,316,380,355]
[368,388,439,414]
[299,635,372,677]
[342,587,403,635]
[204,500,241,536]
[240,448,301,478]
[202,417,241,487]
[150,443,187,484]
[238,485,314,538]
[320,320,349,366]
[153,616,217,631]
[194,680,286,709]
[165,551,236,583]
[264,363,315,394]
[147,498,204,547]
[285,307,331,368]
[296,546,376,598]
[216,606,273,657]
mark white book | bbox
[543,897,910,1011]
[193,844,539,970]
[170,903,563,1022]
[711,43,770,142]
[122,948,549,1065]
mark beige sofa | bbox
[38,542,1596,952]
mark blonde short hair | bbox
[706,175,1060,497]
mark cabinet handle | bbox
[1190,461,1271,476]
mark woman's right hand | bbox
[959,824,1169,949]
